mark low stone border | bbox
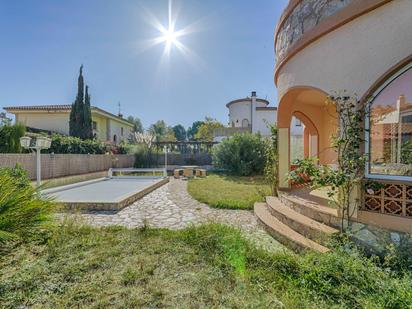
[60,178,170,212]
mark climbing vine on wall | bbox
[289,92,371,232]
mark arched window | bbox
[242,119,249,127]
[367,63,412,179]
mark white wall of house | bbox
[228,100,252,128]
[228,99,268,128]
[253,109,276,136]
[226,93,303,137]
[290,117,303,136]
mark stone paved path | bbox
[61,178,285,252]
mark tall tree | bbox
[149,120,167,143]
[127,116,143,133]
[69,65,93,140]
[83,85,93,139]
[69,65,85,138]
[187,120,204,141]
[195,117,224,141]
[173,124,186,141]
[0,123,26,153]
[163,127,176,142]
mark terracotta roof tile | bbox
[4,104,72,110]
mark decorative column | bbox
[278,127,290,189]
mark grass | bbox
[187,174,271,210]
[1,222,411,308]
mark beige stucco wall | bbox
[16,112,70,135]
[91,113,108,141]
[108,118,133,144]
[277,0,412,99]
[14,110,133,143]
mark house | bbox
[255,0,412,253]
[214,91,304,155]
[3,104,134,144]
[275,0,412,191]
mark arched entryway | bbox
[277,87,338,189]
[293,111,319,160]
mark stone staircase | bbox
[254,190,340,253]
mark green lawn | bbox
[187,174,271,210]
[1,223,411,308]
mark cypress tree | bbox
[69,65,86,138]
[83,85,93,139]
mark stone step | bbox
[278,191,340,227]
[266,196,338,244]
[254,202,330,253]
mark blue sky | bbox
[0,0,288,129]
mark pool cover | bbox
[44,177,169,211]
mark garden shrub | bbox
[0,166,54,244]
[0,124,26,153]
[212,133,266,176]
[47,134,107,154]
[134,144,156,168]
[43,133,130,154]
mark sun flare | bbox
[161,27,178,48]
[137,0,206,71]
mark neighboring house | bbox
[3,104,134,144]
[214,91,304,143]
[214,91,304,160]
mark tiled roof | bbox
[4,104,72,110]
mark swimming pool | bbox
[44,172,169,211]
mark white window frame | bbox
[365,62,412,181]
